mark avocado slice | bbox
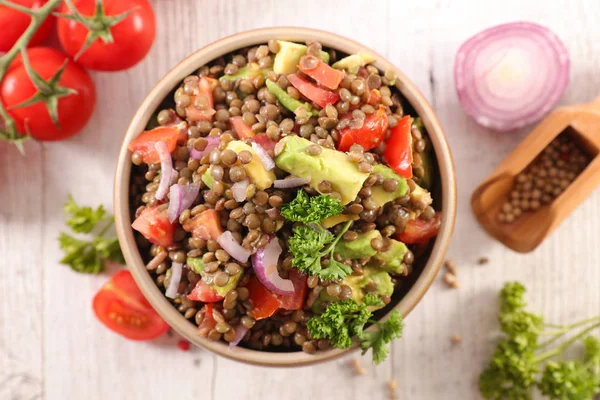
[265,80,318,116]
[410,182,433,208]
[334,230,381,259]
[331,52,376,74]
[371,238,407,275]
[321,213,359,229]
[219,63,264,82]
[202,169,214,189]
[370,164,409,207]
[275,136,370,205]
[227,140,276,190]
[188,257,244,297]
[273,41,330,74]
[343,266,393,310]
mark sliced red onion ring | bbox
[231,178,249,202]
[155,141,175,200]
[217,231,251,263]
[168,183,200,223]
[228,325,249,349]
[190,136,220,160]
[251,142,275,171]
[273,176,311,189]
[165,262,183,298]
[455,22,569,132]
[252,236,294,295]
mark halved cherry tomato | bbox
[93,270,169,340]
[384,115,413,178]
[199,304,217,333]
[246,276,281,320]
[230,115,255,139]
[186,77,216,121]
[131,206,175,248]
[0,0,55,52]
[182,209,223,241]
[278,270,308,310]
[396,212,441,244]
[253,133,278,154]
[298,56,344,90]
[287,73,339,108]
[128,126,180,164]
[187,280,224,303]
[338,105,388,152]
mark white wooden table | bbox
[2,0,600,399]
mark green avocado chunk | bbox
[275,135,370,205]
[219,63,267,82]
[334,230,381,259]
[188,257,243,297]
[370,164,409,207]
[331,52,376,74]
[202,168,214,189]
[371,238,407,275]
[273,41,330,74]
[265,79,317,116]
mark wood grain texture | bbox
[1,0,599,399]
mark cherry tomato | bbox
[57,0,156,71]
[198,304,217,333]
[1,47,96,141]
[187,280,224,303]
[384,115,413,178]
[128,126,181,164]
[0,0,55,52]
[185,77,217,121]
[245,276,281,320]
[230,115,255,139]
[182,209,223,241]
[396,212,441,244]
[298,56,345,90]
[93,270,169,340]
[131,206,176,248]
[287,73,339,108]
[338,105,388,152]
[278,270,308,310]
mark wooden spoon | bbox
[471,96,600,253]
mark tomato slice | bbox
[287,73,339,108]
[128,126,180,164]
[182,209,223,241]
[278,270,308,310]
[338,105,388,152]
[185,77,216,122]
[131,206,176,248]
[253,133,278,153]
[246,276,281,320]
[230,115,255,139]
[93,270,169,341]
[187,280,224,303]
[298,57,345,90]
[396,212,441,244]
[367,89,382,105]
[199,304,217,333]
[384,115,413,178]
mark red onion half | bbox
[252,236,294,295]
[167,183,200,223]
[155,141,176,200]
[455,22,569,132]
[190,136,220,160]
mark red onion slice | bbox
[155,141,175,200]
[228,325,249,349]
[217,231,251,263]
[252,236,294,295]
[165,262,183,298]
[190,136,220,160]
[251,142,275,171]
[273,176,311,189]
[231,178,249,202]
[265,207,282,220]
[455,22,569,132]
[168,183,200,223]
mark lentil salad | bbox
[127,40,441,358]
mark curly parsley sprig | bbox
[58,195,124,274]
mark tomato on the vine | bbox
[57,0,156,72]
[0,47,96,141]
[0,0,55,52]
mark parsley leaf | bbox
[58,195,123,274]
[359,310,404,364]
[280,190,343,223]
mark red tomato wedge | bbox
[367,89,382,105]
[128,126,180,164]
[185,77,216,122]
[396,212,441,244]
[246,276,281,320]
[384,115,413,179]
[253,133,278,153]
[182,209,223,241]
[278,270,308,310]
[131,206,176,248]
[230,115,255,139]
[187,280,224,303]
[287,73,339,108]
[298,56,344,90]
[199,304,217,333]
[93,270,169,340]
[338,105,388,152]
